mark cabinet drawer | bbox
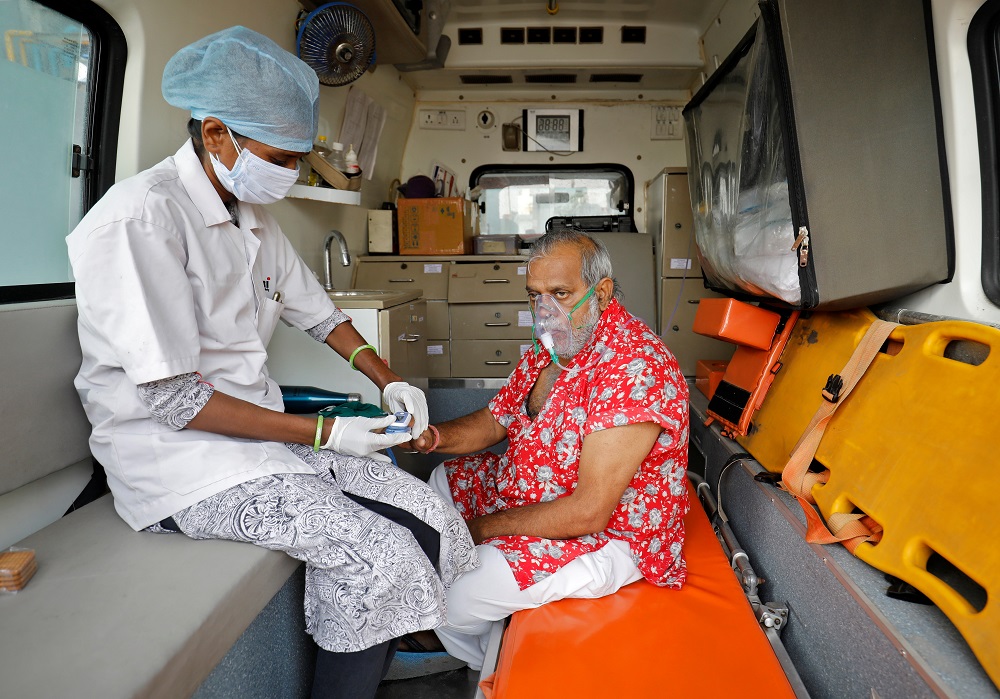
[426,300,450,339]
[448,262,527,303]
[355,261,449,299]
[451,340,533,378]
[450,303,533,340]
[425,340,451,378]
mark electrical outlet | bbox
[418,109,466,130]
[651,106,683,140]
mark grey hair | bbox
[528,228,624,301]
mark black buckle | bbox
[753,471,783,486]
[822,374,844,403]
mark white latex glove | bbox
[322,415,411,462]
[382,382,429,435]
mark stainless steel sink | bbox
[327,289,392,297]
[326,288,422,309]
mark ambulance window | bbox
[970,0,1000,305]
[0,0,125,304]
[470,165,634,237]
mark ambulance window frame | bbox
[0,0,126,305]
[469,164,634,237]
[970,0,1000,306]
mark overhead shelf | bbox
[287,184,361,205]
[299,0,426,65]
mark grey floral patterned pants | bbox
[170,443,479,653]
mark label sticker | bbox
[427,345,444,355]
[518,310,533,327]
[520,344,532,355]
[669,258,693,270]
[517,266,527,275]
[424,263,443,274]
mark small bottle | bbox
[328,141,347,172]
[280,385,361,414]
[345,144,361,177]
[313,135,332,158]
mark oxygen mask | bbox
[531,287,596,369]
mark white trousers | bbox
[428,464,643,670]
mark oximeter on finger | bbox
[385,411,411,434]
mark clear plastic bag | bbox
[685,19,800,305]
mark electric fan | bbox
[296,3,376,86]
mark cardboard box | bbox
[367,209,396,254]
[398,197,475,255]
[695,359,729,400]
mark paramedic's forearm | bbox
[325,321,401,390]
[186,391,332,445]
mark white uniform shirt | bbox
[67,140,338,530]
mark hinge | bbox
[71,144,93,178]
[791,226,810,268]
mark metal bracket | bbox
[395,0,451,71]
[754,601,789,635]
[71,144,93,178]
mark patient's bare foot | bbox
[398,630,445,652]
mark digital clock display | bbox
[523,108,582,152]
[535,115,570,140]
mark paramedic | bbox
[66,26,477,699]
[409,229,690,669]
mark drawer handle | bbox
[388,278,415,283]
[485,360,511,365]
[400,334,421,342]
[483,279,510,284]
[485,322,511,327]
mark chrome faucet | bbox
[323,230,351,291]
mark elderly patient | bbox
[408,229,691,669]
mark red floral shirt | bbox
[445,299,690,590]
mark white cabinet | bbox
[266,291,427,407]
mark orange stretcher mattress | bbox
[486,484,796,698]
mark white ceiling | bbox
[401,0,729,93]
[448,0,728,29]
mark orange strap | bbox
[780,319,898,553]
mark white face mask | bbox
[210,129,299,205]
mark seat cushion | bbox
[488,483,796,698]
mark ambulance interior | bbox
[1,0,999,697]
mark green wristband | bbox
[313,414,324,452]
[349,343,377,371]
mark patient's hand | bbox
[411,428,435,453]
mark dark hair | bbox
[186,118,246,158]
[529,228,624,301]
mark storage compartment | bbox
[448,262,527,303]
[426,341,451,378]
[354,260,449,299]
[450,303,533,340]
[660,279,735,376]
[474,235,518,256]
[398,198,476,255]
[451,340,533,378]
[425,299,450,339]
[683,0,952,310]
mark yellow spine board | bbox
[811,319,999,688]
[741,310,1000,689]
[737,309,877,472]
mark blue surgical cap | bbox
[162,26,319,153]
